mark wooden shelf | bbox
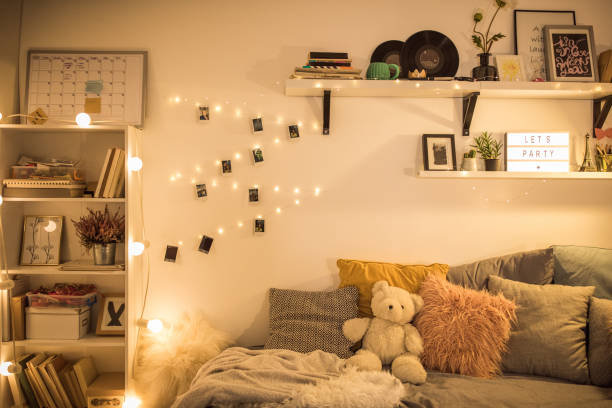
[3,197,125,203]
[7,266,126,276]
[0,124,129,132]
[285,79,612,99]
[2,334,125,348]
[417,171,612,179]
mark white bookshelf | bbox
[0,124,144,406]
[417,171,612,180]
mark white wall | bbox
[19,0,612,345]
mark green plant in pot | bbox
[471,131,503,171]
[471,0,509,81]
[72,205,125,265]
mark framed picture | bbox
[96,294,125,336]
[495,55,527,81]
[422,134,456,171]
[543,25,598,82]
[514,10,575,81]
[20,216,63,265]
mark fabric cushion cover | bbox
[447,248,554,290]
[588,297,612,386]
[265,286,359,358]
[487,275,594,384]
[414,274,516,378]
[552,245,612,300]
[337,258,448,317]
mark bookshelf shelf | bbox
[7,266,126,276]
[1,334,125,348]
[417,171,612,180]
[3,197,126,203]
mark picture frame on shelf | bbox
[543,25,599,82]
[20,215,63,266]
[514,10,576,81]
[422,134,457,171]
[495,55,527,81]
[96,294,125,336]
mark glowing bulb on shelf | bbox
[273,186,279,192]
[129,242,145,256]
[415,83,421,88]
[147,319,164,334]
[218,227,224,234]
[314,187,320,196]
[123,396,142,408]
[75,112,91,127]
[0,361,20,376]
[276,116,283,124]
[44,220,57,233]
[175,172,182,179]
[128,157,143,172]
[312,123,319,130]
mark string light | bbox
[0,112,3,120]
[178,241,183,246]
[295,199,300,205]
[257,215,263,219]
[75,112,91,127]
[123,396,142,408]
[211,180,217,187]
[0,195,3,205]
[215,160,221,165]
[129,242,145,256]
[218,227,224,234]
[274,138,280,144]
[232,182,238,190]
[0,361,21,376]
[235,109,242,117]
[174,96,180,103]
[175,173,182,179]
[195,166,201,173]
[128,157,143,172]
[215,105,222,112]
[235,153,241,159]
[170,176,176,182]
[297,121,303,127]
[146,319,164,334]
[294,187,300,194]
[274,186,279,192]
[190,178,196,184]
[276,207,281,213]
[237,221,243,228]
[314,187,320,196]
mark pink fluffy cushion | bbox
[414,275,517,378]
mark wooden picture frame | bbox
[422,134,457,171]
[514,10,576,81]
[20,215,63,265]
[543,25,599,82]
[96,293,126,336]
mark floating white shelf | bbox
[3,197,125,203]
[0,124,129,132]
[285,79,612,99]
[417,171,612,179]
[1,334,125,348]
[7,266,126,276]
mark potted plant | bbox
[471,131,504,171]
[72,205,125,265]
[471,0,509,80]
[461,149,478,171]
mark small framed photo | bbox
[543,25,599,82]
[198,105,209,121]
[164,245,179,262]
[20,215,63,265]
[254,219,265,233]
[251,117,264,133]
[195,183,207,198]
[422,134,457,171]
[249,188,259,203]
[495,55,527,81]
[288,124,300,139]
[252,148,264,164]
[96,294,125,336]
[198,235,214,254]
[221,160,232,175]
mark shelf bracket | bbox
[462,92,480,136]
[322,89,331,135]
[593,94,612,136]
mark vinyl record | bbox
[400,30,459,77]
[371,40,404,66]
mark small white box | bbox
[26,306,90,340]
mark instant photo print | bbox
[164,245,179,262]
[249,188,259,203]
[254,219,265,233]
[198,235,214,254]
[221,160,232,174]
[198,105,210,121]
[195,183,207,198]
[252,148,264,164]
[251,117,264,133]
[288,124,300,139]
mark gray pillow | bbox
[487,275,594,384]
[552,245,612,300]
[448,248,554,290]
[265,286,358,358]
[589,297,612,386]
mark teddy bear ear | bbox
[372,280,389,295]
[411,294,424,313]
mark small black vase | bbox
[472,53,499,81]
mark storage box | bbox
[11,165,83,180]
[27,291,97,308]
[26,306,90,340]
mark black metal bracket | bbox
[462,92,480,136]
[322,89,331,135]
[593,95,612,136]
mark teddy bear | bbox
[342,280,427,384]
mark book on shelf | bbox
[73,356,98,401]
[1,275,28,341]
[11,294,26,340]
[16,353,40,408]
[39,355,67,408]
[308,51,349,60]
[27,353,57,408]
[295,66,361,74]
[291,73,362,80]
[7,367,26,407]
[59,260,125,271]
[95,147,125,198]
[308,60,352,67]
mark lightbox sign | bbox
[505,132,570,172]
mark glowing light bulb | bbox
[312,123,319,130]
[212,180,217,187]
[294,187,300,194]
[174,96,180,103]
[276,207,281,213]
[276,116,283,124]
[195,166,201,173]
[314,187,320,196]
[147,319,164,333]
[253,184,259,188]
[178,241,183,246]
[415,83,421,88]
[237,221,243,227]
[215,105,222,112]
[297,121,303,127]
[273,186,279,192]
[253,144,260,149]
[123,396,142,408]
[274,138,280,144]
[75,112,91,127]
[232,182,238,189]
[215,160,221,165]
[129,242,145,256]
[128,157,143,172]
[218,228,224,234]
[175,172,182,179]
[315,82,322,88]
[44,220,57,233]
[191,178,196,184]
[235,153,241,159]
[170,176,176,182]
[0,195,3,205]
[295,199,300,205]
[257,215,263,219]
[235,109,242,117]
[0,361,13,376]
[0,112,3,120]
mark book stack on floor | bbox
[7,354,124,408]
[291,51,361,79]
[94,147,125,198]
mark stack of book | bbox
[94,147,125,198]
[291,51,361,79]
[7,354,123,408]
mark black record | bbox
[371,40,404,65]
[400,30,459,77]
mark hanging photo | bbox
[96,294,125,336]
[514,10,576,81]
[249,188,259,203]
[195,183,207,198]
[251,117,264,133]
[198,105,210,121]
[254,219,265,233]
[422,134,457,171]
[543,25,598,82]
[164,245,179,262]
[221,160,232,174]
[252,148,264,164]
[288,124,300,139]
[495,55,527,81]
[198,235,214,254]
[20,215,63,265]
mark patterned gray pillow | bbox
[265,286,359,358]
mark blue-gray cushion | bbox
[552,245,612,300]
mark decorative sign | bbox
[505,132,569,172]
[543,26,598,82]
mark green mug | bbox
[366,62,400,80]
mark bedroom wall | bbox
[17,0,612,345]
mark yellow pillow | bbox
[337,259,449,317]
